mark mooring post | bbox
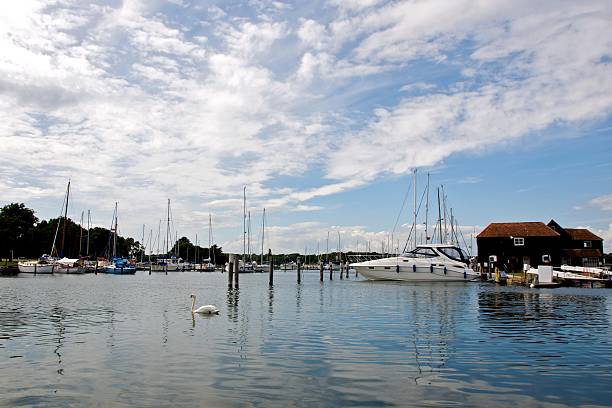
[319,262,324,282]
[329,262,333,280]
[95,260,98,275]
[149,262,151,275]
[228,260,234,288]
[341,262,345,279]
[268,249,274,286]
[34,263,37,275]
[297,258,301,284]
[234,256,239,288]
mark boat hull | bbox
[17,263,55,274]
[103,266,136,275]
[55,266,87,274]
[353,264,479,282]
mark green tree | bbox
[0,203,38,259]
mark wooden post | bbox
[329,262,333,280]
[234,256,239,288]
[95,260,98,275]
[268,249,274,286]
[228,261,234,288]
[149,262,151,275]
[34,263,37,275]
[297,258,301,284]
[319,262,324,282]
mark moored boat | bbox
[17,258,56,274]
[350,244,479,282]
[103,257,136,274]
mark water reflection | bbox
[0,274,610,407]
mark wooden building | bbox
[476,222,560,272]
[547,220,604,267]
[477,221,604,271]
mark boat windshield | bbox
[437,247,467,263]
[404,247,438,258]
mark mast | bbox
[261,208,265,266]
[86,210,90,257]
[157,219,161,256]
[79,210,84,257]
[412,169,417,250]
[450,208,455,245]
[243,186,246,269]
[442,185,447,243]
[425,173,429,243]
[247,210,251,262]
[113,202,117,258]
[337,231,341,263]
[141,223,145,263]
[326,231,329,263]
[208,213,213,265]
[166,199,170,257]
[195,234,198,264]
[437,187,443,244]
[59,180,70,257]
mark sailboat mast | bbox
[261,208,265,266]
[243,186,246,269]
[247,210,251,262]
[141,223,145,263]
[79,210,84,256]
[208,213,212,265]
[437,187,443,244]
[166,199,170,256]
[157,219,161,256]
[413,169,417,250]
[425,173,429,243]
[86,210,90,256]
[60,180,70,257]
[113,202,117,258]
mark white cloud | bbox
[0,0,610,253]
[588,194,612,211]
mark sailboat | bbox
[18,180,74,274]
[150,199,187,272]
[254,208,268,272]
[103,203,136,275]
[197,214,216,271]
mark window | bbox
[405,247,437,258]
[584,241,592,248]
[514,237,524,246]
[438,247,468,262]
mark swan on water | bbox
[190,294,219,314]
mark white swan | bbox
[190,294,219,314]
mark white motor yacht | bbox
[350,244,479,282]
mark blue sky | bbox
[0,0,611,253]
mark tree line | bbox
[0,202,227,263]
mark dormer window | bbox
[584,241,592,248]
[514,237,524,246]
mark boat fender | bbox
[396,265,400,273]
[430,264,433,273]
[413,264,416,273]
[444,266,447,275]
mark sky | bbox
[0,0,611,254]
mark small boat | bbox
[103,257,136,274]
[150,256,188,272]
[54,257,86,274]
[17,256,56,274]
[350,244,479,282]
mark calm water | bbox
[1,271,611,407]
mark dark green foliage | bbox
[0,203,38,260]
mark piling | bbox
[268,249,274,286]
[340,262,344,279]
[319,263,324,281]
[234,257,239,288]
[297,259,301,284]
[95,260,98,275]
[228,259,234,289]
[329,263,333,280]
[34,263,37,275]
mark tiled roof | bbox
[565,229,602,241]
[477,222,560,238]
